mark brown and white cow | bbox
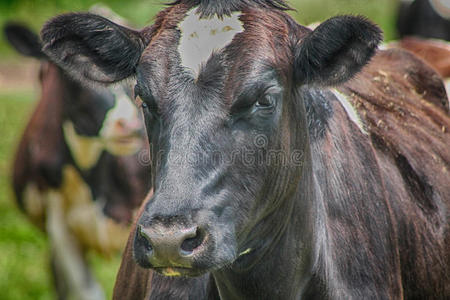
[41,0,449,299]
[4,23,151,300]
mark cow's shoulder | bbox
[351,48,447,111]
[341,47,450,204]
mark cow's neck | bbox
[212,90,316,299]
[301,88,401,299]
[212,161,315,299]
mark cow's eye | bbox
[255,94,275,109]
[141,100,159,117]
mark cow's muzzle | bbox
[133,221,208,274]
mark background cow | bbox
[4,23,151,300]
[40,0,449,299]
[397,0,450,40]
[395,0,450,101]
[392,37,450,78]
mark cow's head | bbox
[41,2,381,276]
[4,23,143,169]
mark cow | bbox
[397,0,450,41]
[390,0,450,101]
[389,37,450,102]
[4,23,151,300]
[40,0,450,299]
[395,0,450,101]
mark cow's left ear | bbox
[41,13,145,84]
[294,16,382,86]
[4,22,46,59]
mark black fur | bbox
[294,15,383,86]
[303,88,334,139]
[397,0,450,40]
[41,13,145,84]
[4,22,46,59]
[169,0,291,17]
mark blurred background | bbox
[0,1,399,299]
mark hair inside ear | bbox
[41,13,145,84]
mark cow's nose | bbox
[138,225,205,267]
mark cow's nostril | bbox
[138,225,154,252]
[180,227,206,254]
[137,224,207,267]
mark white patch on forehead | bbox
[331,89,367,134]
[178,7,244,77]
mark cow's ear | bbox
[4,22,45,59]
[41,13,145,84]
[294,16,382,86]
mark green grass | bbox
[0,90,53,300]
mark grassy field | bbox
[0,0,399,299]
[0,90,53,300]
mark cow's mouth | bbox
[153,267,205,278]
[109,133,141,144]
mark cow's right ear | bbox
[4,22,45,59]
[41,13,145,84]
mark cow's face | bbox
[41,5,381,276]
[130,8,303,276]
[61,82,143,159]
